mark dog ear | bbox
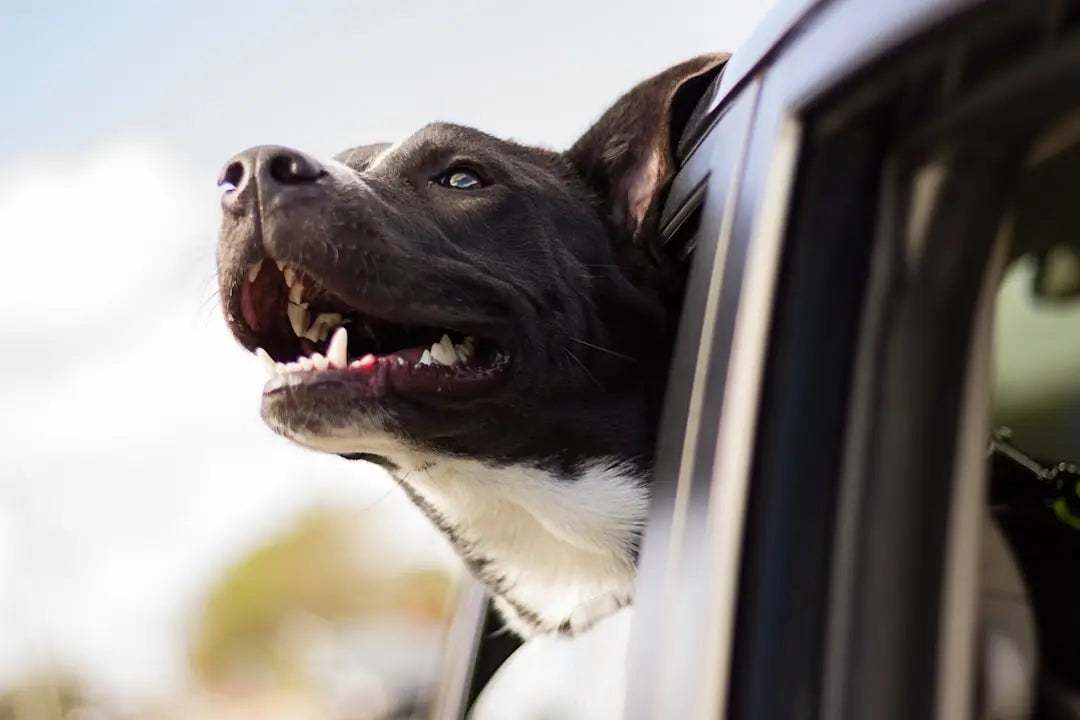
[565,53,730,246]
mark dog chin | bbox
[260,385,397,454]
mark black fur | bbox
[217,54,728,475]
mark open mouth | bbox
[237,258,510,398]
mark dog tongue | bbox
[391,346,428,365]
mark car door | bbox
[633,0,1080,718]
[431,0,1080,717]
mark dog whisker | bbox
[200,288,221,310]
[563,348,603,389]
[569,337,637,362]
[356,468,412,515]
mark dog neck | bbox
[297,428,649,637]
[398,454,649,637]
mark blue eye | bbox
[437,168,486,190]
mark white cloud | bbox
[0,141,455,698]
[0,139,215,327]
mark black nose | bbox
[218,145,325,211]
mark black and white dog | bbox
[216,54,729,638]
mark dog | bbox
[215,53,729,638]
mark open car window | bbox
[430,1,1080,718]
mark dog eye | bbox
[436,168,486,190]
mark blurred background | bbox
[0,1,772,718]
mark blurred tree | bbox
[0,674,91,720]
[188,506,453,689]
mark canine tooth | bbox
[327,327,348,367]
[284,266,297,288]
[255,347,277,376]
[418,349,434,366]
[311,353,329,371]
[287,303,310,337]
[246,259,263,283]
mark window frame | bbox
[428,0,1080,717]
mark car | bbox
[428,0,1080,717]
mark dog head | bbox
[216,54,728,475]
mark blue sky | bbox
[0,0,773,700]
[3,0,768,166]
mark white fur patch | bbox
[411,456,647,636]
[286,426,648,636]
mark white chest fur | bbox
[289,429,649,636]
[400,456,649,636]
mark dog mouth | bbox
[236,258,510,399]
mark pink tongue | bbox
[390,346,428,364]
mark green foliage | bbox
[188,506,452,688]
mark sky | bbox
[0,0,774,701]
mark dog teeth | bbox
[327,327,348,368]
[303,312,345,343]
[275,260,286,271]
[260,324,480,377]
[419,333,477,367]
[246,259,264,283]
[255,347,277,377]
[287,303,310,337]
[288,279,305,305]
[457,336,476,363]
[284,266,298,288]
[429,338,456,366]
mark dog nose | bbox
[218,146,325,212]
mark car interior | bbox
[987,107,1080,719]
